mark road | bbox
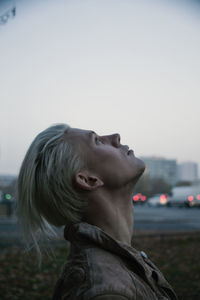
[134,205,200,232]
[0,206,200,246]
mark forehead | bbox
[65,127,93,143]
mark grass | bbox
[0,232,200,300]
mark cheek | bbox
[92,148,120,164]
[104,155,129,175]
[87,148,128,175]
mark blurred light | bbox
[5,193,11,200]
[141,195,146,201]
[188,195,194,202]
[133,195,139,202]
[160,194,167,205]
[196,194,200,200]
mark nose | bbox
[111,133,121,147]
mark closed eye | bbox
[95,136,103,145]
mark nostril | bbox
[117,134,121,145]
[112,133,120,147]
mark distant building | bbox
[177,162,198,182]
[140,156,177,186]
[0,175,17,187]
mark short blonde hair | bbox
[17,124,87,262]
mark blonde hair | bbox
[17,124,87,263]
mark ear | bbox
[75,171,104,191]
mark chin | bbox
[127,158,145,188]
[135,157,146,174]
[132,157,145,184]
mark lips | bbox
[121,145,134,155]
[127,149,134,155]
[122,145,130,154]
[122,145,129,153]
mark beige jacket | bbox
[52,222,178,300]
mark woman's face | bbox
[66,127,145,189]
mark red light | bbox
[160,194,167,204]
[133,195,139,201]
[188,195,194,202]
[141,195,146,201]
[196,194,200,200]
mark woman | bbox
[17,123,178,300]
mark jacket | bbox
[52,222,178,300]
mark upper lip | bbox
[122,145,129,154]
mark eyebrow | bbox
[88,131,96,143]
[88,131,95,138]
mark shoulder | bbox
[54,246,135,300]
[53,246,160,300]
[81,247,136,299]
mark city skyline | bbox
[0,155,199,178]
[141,156,199,185]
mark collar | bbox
[64,222,151,278]
[64,222,175,297]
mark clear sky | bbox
[0,0,200,175]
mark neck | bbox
[84,186,134,245]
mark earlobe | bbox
[75,172,104,191]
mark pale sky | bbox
[0,0,200,175]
